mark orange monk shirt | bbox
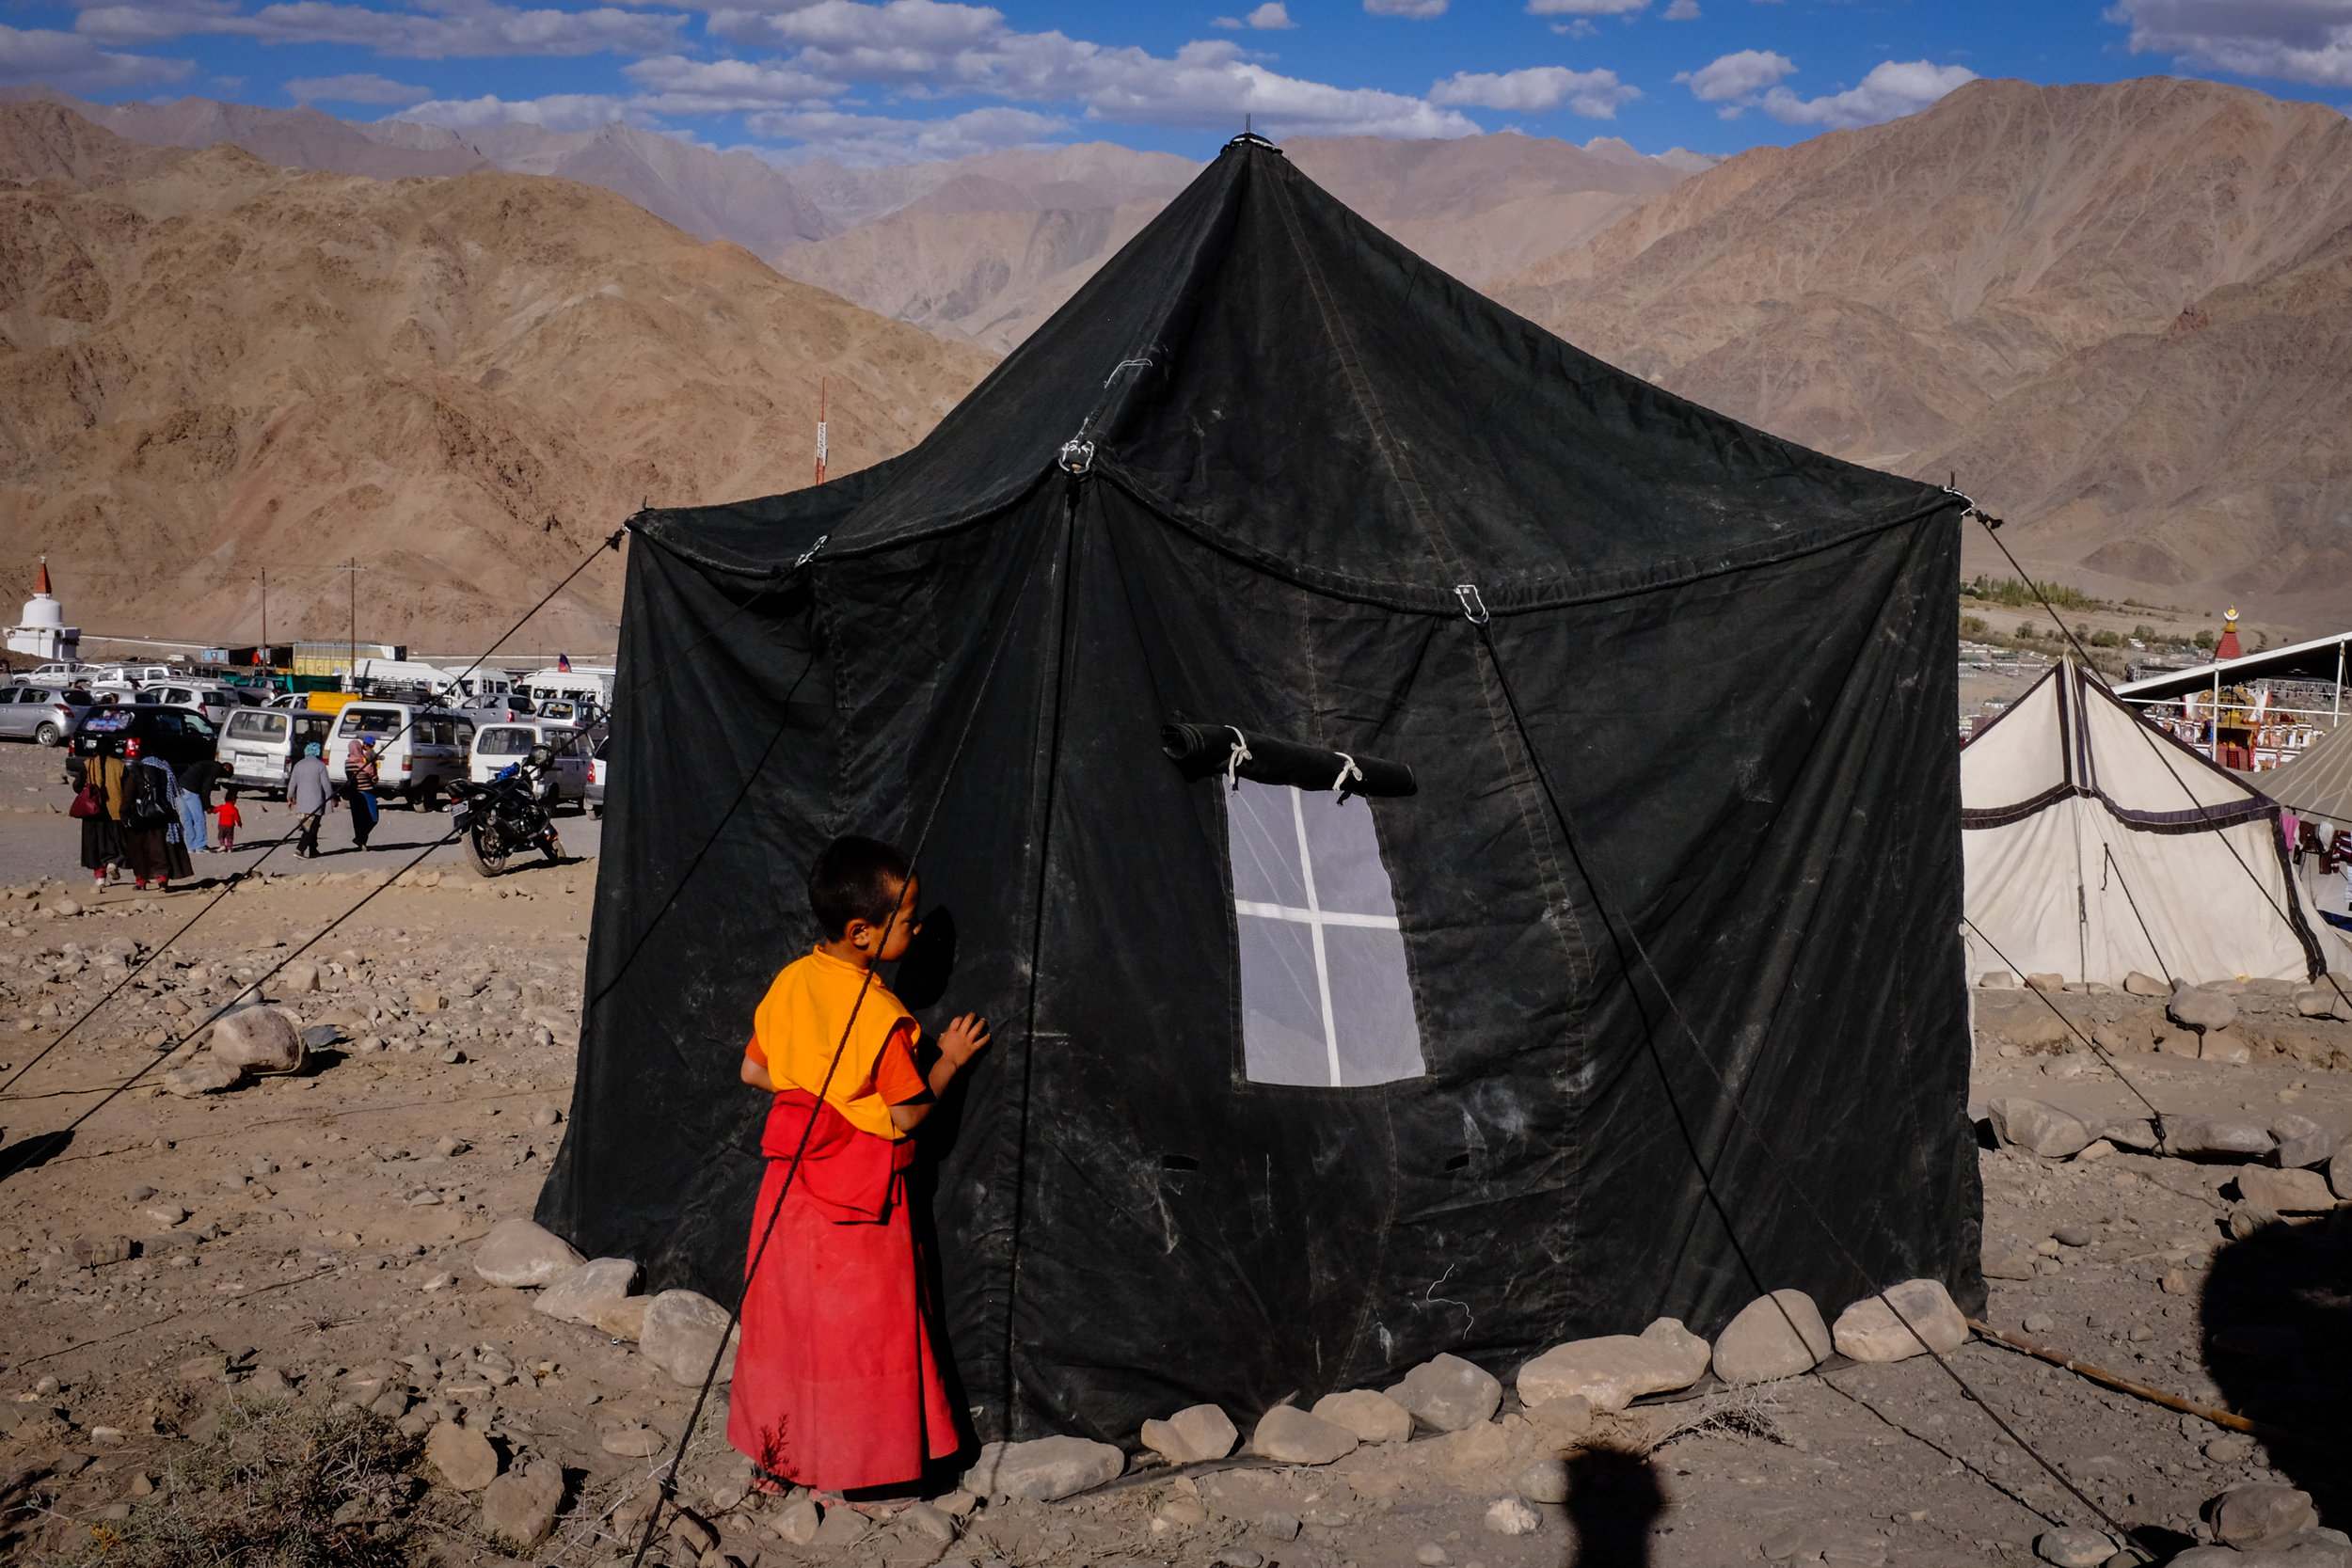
[745,948,929,1142]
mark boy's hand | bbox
[937,1013,991,1070]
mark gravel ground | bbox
[0,772,2344,1568]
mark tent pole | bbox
[1002,476,1085,1432]
[2335,640,2344,726]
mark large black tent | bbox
[540,134,1979,1448]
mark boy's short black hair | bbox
[808,834,913,939]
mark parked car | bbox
[585,733,609,817]
[135,683,262,727]
[469,721,589,804]
[71,705,220,770]
[0,686,94,746]
[17,662,94,686]
[219,706,339,797]
[326,702,472,808]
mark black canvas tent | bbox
[540,134,1979,1448]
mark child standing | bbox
[729,835,990,1497]
[211,786,242,852]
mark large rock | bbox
[163,1057,244,1098]
[424,1420,500,1492]
[2335,1144,2352,1201]
[2236,1166,2338,1214]
[2169,988,2238,1032]
[208,1006,304,1073]
[639,1290,737,1386]
[1250,1405,1359,1465]
[471,1218,585,1288]
[1140,1403,1238,1464]
[1517,1319,1710,1413]
[594,1296,650,1342]
[1514,1457,1569,1505]
[2292,988,2345,1019]
[480,1464,564,1548]
[2166,1118,2277,1159]
[962,1436,1123,1501]
[1311,1390,1412,1445]
[1831,1279,1968,1363]
[2214,1484,2320,1551]
[2271,1116,2340,1170]
[1711,1290,1833,1386]
[1386,1353,1502,1433]
[1985,1098,2094,1159]
[2032,1528,2115,1567]
[533,1258,638,1325]
[2122,972,2169,997]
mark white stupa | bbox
[7,559,80,663]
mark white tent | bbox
[1961,661,2334,986]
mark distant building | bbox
[6,560,79,663]
[2216,607,2244,661]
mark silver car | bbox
[0,686,93,746]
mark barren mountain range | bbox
[0,101,993,652]
[6,90,1712,354]
[1490,74,2352,632]
[11,74,2352,646]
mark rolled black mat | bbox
[1160,722,1416,797]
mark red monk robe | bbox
[728,948,961,1492]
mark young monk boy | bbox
[729,834,990,1497]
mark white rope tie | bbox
[1330,752,1363,800]
[1224,726,1253,792]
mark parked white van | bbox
[326,703,474,808]
[523,666,613,713]
[220,707,340,796]
[468,721,590,803]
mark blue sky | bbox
[7,0,2351,166]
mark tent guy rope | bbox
[1463,594,2147,1552]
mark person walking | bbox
[288,741,333,859]
[175,753,221,855]
[69,747,124,890]
[344,736,381,852]
[120,738,193,891]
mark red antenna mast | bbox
[815,378,828,487]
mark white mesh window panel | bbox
[1227,778,1424,1086]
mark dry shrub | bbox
[42,1397,422,1568]
[1648,1385,1792,1451]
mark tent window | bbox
[1226,779,1423,1087]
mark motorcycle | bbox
[449,748,564,877]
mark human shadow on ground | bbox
[1564,1447,1663,1567]
[0,1128,72,1182]
[2201,1206,2352,1527]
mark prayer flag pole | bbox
[815,378,828,487]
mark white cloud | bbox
[1075,39,1477,135]
[1429,64,1642,117]
[706,5,1478,138]
[1364,0,1447,15]
[1675,47,1794,103]
[0,21,189,87]
[743,103,1067,164]
[75,0,690,58]
[1212,2,1295,28]
[1527,0,1647,12]
[286,70,430,103]
[622,52,841,110]
[2107,0,2352,86]
[1761,57,1976,127]
[394,90,638,129]
[1663,0,1699,16]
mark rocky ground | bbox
[0,834,2347,1566]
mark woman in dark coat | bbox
[119,738,194,890]
[71,749,124,889]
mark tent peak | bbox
[1222,129,1283,157]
